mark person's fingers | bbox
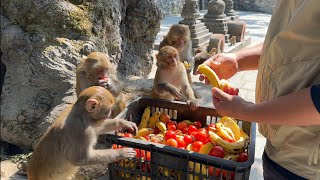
[234,88,240,95]
[212,97,221,107]
[212,87,230,101]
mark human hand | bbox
[211,87,253,119]
[198,53,239,84]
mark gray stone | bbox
[0,0,162,149]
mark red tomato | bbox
[112,144,117,149]
[210,146,225,158]
[153,127,160,134]
[198,128,206,132]
[166,122,176,128]
[208,167,221,177]
[194,131,208,142]
[193,121,202,128]
[205,137,212,144]
[124,133,134,138]
[182,127,189,134]
[176,137,186,148]
[177,122,188,130]
[165,130,176,140]
[168,124,177,131]
[175,129,182,135]
[145,151,151,161]
[166,138,178,148]
[135,149,145,158]
[206,124,216,131]
[189,131,198,137]
[151,138,160,143]
[143,135,150,141]
[238,152,248,162]
[160,114,170,123]
[222,170,235,180]
[188,125,198,134]
[192,141,203,152]
[183,135,194,145]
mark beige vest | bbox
[256,0,320,179]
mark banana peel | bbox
[138,106,151,129]
[184,61,191,69]
[208,129,249,154]
[136,128,154,137]
[220,117,241,141]
[215,123,235,141]
[197,64,220,88]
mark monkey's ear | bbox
[85,99,99,112]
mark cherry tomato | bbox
[166,138,178,148]
[208,167,221,177]
[145,151,151,161]
[189,131,198,137]
[210,146,225,158]
[166,122,176,128]
[176,137,186,148]
[193,121,202,128]
[165,130,176,140]
[183,135,194,145]
[206,124,216,131]
[205,137,212,144]
[112,144,117,149]
[192,141,203,152]
[135,149,145,158]
[160,114,170,123]
[194,131,208,142]
[177,122,188,130]
[188,125,198,134]
[175,129,182,135]
[124,133,134,138]
[238,152,248,162]
[143,135,150,141]
[153,127,160,134]
[168,124,177,131]
[182,127,189,134]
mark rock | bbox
[0,0,162,149]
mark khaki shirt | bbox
[256,0,320,179]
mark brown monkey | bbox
[151,46,197,110]
[76,52,125,118]
[230,36,236,46]
[193,47,217,75]
[159,24,193,84]
[27,86,137,180]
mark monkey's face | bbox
[170,36,186,50]
[157,46,180,69]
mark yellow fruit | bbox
[138,106,151,129]
[192,142,215,179]
[198,142,214,154]
[139,136,148,141]
[155,121,167,132]
[219,117,241,141]
[197,64,220,88]
[208,130,249,154]
[219,79,230,91]
[147,111,161,128]
[186,144,193,151]
[136,128,154,137]
[184,61,191,69]
[216,122,235,141]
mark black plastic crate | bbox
[106,97,256,180]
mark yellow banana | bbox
[216,122,235,141]
[199,142,214,154]
[181,120,194,125]
[147,111,161,128]
[208,130,249,154]
[224,153,239,161]
[139,136,148,141]
[136,128,154,137]
[155,121,167,132]
[197,64,220,88]
[184,61,191,69]
[138,106,151,129]
[220,116,241,141]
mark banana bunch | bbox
[138,106,151,129]
[147,111,161,128]
[155,121,167,132]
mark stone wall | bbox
[154,0,185,15]
[234,0,277,13]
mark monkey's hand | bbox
[119,119,138,136]
[169,88,183,101]
[116,148,137,160]
[187,99,198,110]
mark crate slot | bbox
[173,110,177,119]
[238,120,243,128]
[168,109,172,118]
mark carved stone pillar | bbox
[179,0,211,49]
[224,0,238,19]
[201,0,230,42]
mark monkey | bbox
[151,46,198,110]
[230,36,236,46]
[27,86,137,180]
[159,24,194,84]
[76,52,125,118]
[193,47,217,75]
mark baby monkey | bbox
[27,86,137,180]
[151,46,197,110]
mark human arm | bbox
[199,42,264,80]
[211,85,320,126]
